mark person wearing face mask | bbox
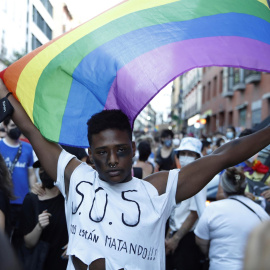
[201,140,212,156]
[0,117,36,237]
[155,129,178,171]
[166,137,207,270]
[20,160,68,270]
[226,126,236,141]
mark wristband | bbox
[0,92,14,122]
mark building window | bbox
[228,68,234,90]
[219,112,224,129]
[45,24,52,39]
[213,76,217,97]
[244,69,261,84]
[244,69,260,77]
[252,108,261,127]
[239,108,246,127]
[219,70,223,93]
[233,68,241,84]
[232,68,245,91]
[228,111,233,126]
[40,0,53,16]
[33,6,52,39]
[208,81,211,100]
[202,86,205,104]
[32,34,42,50]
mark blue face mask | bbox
[164,139,172,147]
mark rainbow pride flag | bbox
[0,0,270,147]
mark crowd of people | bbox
[0,77,270,269]
[132,128,270,270]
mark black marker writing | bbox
[72,182,141,227]
[72,181,93,214]
[89,187,108,223]
[121,190,141,227]
[104,235,157,260]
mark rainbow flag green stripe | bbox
[1,0,270,147]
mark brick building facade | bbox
[201,67,270,136]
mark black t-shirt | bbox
[0,189,11,236]
[21,193,68,270]
[155,148,176,171]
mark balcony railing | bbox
[222,90,234,98]
[244,70,261,84]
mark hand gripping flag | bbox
[0,0,270,147]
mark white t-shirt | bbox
[56,150,178,270]
[169,187,206,232]
[194,195,270,270]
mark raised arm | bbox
[176,128,270,202]
[146,126,270,204]
[0,79,80,182]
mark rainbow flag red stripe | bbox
[0,0,270,147]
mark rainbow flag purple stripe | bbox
[0,0,270,147]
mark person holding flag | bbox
[0,78,270,269]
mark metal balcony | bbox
[232,82,246,91]
[222,91,234,98]
[244,70,261,84]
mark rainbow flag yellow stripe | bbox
[1,0,269,147]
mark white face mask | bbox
[206,148,212,155]
[226,131,234,139]
[179,156,196,167]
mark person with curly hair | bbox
[2,78,270,269]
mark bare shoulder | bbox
[144,171,169,195]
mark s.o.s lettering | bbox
[71,181,141,227]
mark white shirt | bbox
[194,195,270,270]
[56,150,178,270]
[169,187,206,232]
